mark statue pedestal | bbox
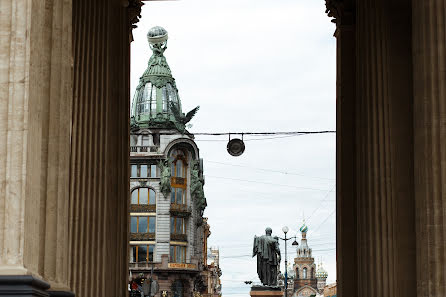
[250,286,283,297]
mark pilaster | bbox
[412,1,446,296]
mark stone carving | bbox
[252,227,281,287]
[127,0,144,32]
[170,103,200,133]
[190,160,206,215]
[158,159,172,198]
[325,0,343,23]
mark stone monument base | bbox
[250,285,283,297]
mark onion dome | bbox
[299,223,308,233]
[131,26,198,132]
[315,263,328,279]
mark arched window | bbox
[170,149,187,205]
[296,268,299,279]
[311,267,314,279]
[303,267,307,279]
[131,187,156,205]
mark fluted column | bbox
[355,1,416,296]
[326,1,357,296]
[0,0,72,295]
[69,0,130,296]
[356,2,396,296]
[412,1,446,296]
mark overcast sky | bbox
[131,1,336,296]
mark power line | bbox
[206,175,331,192]
[206,160,335,181]
[132,130,336,136]
[195,134,305,142]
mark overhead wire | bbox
[205,175,331,191]
[206,160,334,181]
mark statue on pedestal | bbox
[252,227,281,287]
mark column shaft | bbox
[413,1,446,296]
[0,1,72,293]
[69,0,130,296]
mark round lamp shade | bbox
[227,139,245,156]
[282,226,289,233]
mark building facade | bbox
[128,26,210,297]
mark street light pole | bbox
[284,231,288,297]
[278,226,298,297]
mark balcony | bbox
[170,233,188,242]
[170,203,191,217]
[130,146,158,153]
[130,233,155,241]
[130,204,156,212]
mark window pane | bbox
[139,188,148,204]
[176,161,182,177]
[150,165,157,177]
[142,136,150,146]
[176,218,182,234]
[132,246,137,262]
[176,188,183,204]
[149,217,156,233]
[148,245,154,262]
[130,217,137,233]
[171,163,175,176]
[131,190,138,204]
[138,245,147,262]
[140,165,148,177]
[149,189,156,205]
[176,246,181,263]
[170,246,175,262]
[131,165,138,177]
[138,217,147,233]
[171,217,175,234]
[171,190,175,203]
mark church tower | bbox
[292,223,318,296]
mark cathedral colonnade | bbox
[0,0,444,297]
[330,0,446,296]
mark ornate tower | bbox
[292,223,318,296]
[129,26,208,297]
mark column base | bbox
[0,275,50,297]
[48,291,75,297]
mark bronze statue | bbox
[252,227,281,286]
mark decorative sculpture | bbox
[158,159,172,198]
[252,227,281,287]
[170,102,200,133]
[190,160,206,215]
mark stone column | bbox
[412,1,446,296]
[325,1,357,296]
[0,0,73,296]
[69,0,130,296]
[354,1,415,296]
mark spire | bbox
[130,26,199,132]
[297,220,311,258]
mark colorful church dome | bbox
[315,264,328,279]
[299,223,308,233]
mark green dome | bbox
[131,26,195,132]
[299,223,308,233]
